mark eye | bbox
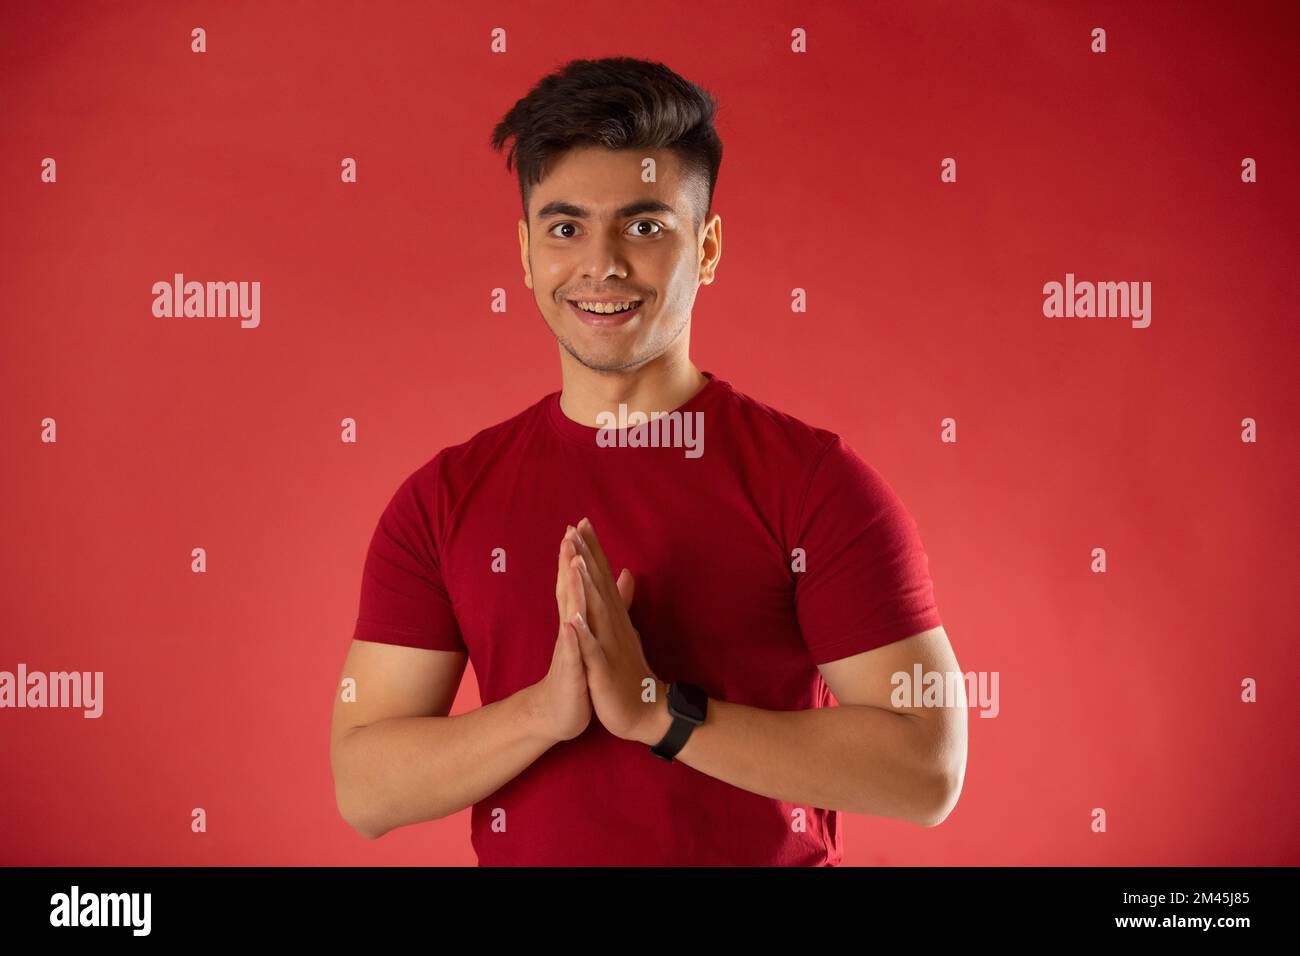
[545,220,663,239]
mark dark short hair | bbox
[490,57,723,232]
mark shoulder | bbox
[714,378,910,520]
[400,394,552,499]
[713,377,843,466]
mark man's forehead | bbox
[530,148,688,213]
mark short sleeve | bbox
[793,436,943,665]
[351,470,467,653]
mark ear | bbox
[518,218,532,289]
[698,212,721,285]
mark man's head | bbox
[490,57,723,374]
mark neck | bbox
[557,351,708,427]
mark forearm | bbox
[332,683,555,838]
[645,692,952,825]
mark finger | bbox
[576,517,616,585]
[567,554,587,621]
[557,531,580,619]
[562,620,585,666]
[616,568,635,610]
[569,524,618,608]
[570,613,606,668]
[571,554,610,632]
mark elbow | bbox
[337,796,388,840]
[347,811,385,841]
[356,824,387,841]
[332,772,389,841]
[916,760,965,828]
[332,735,390,840]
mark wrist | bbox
[522,681,561,744]
[637,679,674,746]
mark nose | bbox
[579,231,630,282]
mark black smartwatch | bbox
[649,680,708,762]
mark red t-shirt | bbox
[351,372,943,865]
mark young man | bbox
[329,57,966,866]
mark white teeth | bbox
[575,300,639,314]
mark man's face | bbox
[518,146,720,373]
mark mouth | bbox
[566,298,644,327]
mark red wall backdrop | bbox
[2,0,1296,866]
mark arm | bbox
[330,533,598,839]
[329,641,554,839]
[564,518,967,828]
[636,626,967,826]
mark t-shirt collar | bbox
[545,370,724,447]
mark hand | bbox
[564,518,668,746]
[533,531,594,743]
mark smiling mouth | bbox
[566,299,644,326]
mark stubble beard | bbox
[554,306,689,374]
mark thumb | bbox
[571,613,606,668]
[557,620,581,666]
[616,568,635,609]
[562,620,583,657]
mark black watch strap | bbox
[650,681,707,762]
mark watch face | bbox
[669,681,707,724]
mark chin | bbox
[568,344,646,373]
[580,353,641,373]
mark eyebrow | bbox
[534,198,678,221]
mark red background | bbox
[2,0,1296,866]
